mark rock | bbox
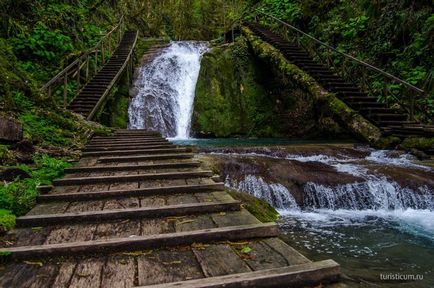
[0,117,23,143]
[409,148,430,161]
[11,140,35,153]
[0,167,31,182]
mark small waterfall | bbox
[225,175,299,210]
[128,42,209,138]
[303,181,434,210]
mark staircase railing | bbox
[41,16,125,109]
[247,9,432,123]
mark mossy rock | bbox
[226,189,279,223]
[401,137,434,151]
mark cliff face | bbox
[193,36,352,139]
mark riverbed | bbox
[172,139,434,287]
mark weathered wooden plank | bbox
[51,260,77,288]
[0,223,279,259]
[193,244,251,277]
[17,201,241,227]
[100,255,136,287]
[137,249,204,286]
[88,139,169,146]
[0,116,22,142]
[241,240,289,271]
[174,215,216,233]
[139,259,340,288]
[52,171,213,186]
[64,161,201,173]
[84,142,170,151]
[37,183,224,202]
[82,147,192,157]
[0,262,55,288]
[263,238,311,265]
[98,153,195,163]
[212,209,261,227]
[68,258,104,288]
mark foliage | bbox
[0,154,71,229]
[250,0,434,118]
[0,209,16,232]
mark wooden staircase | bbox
[68,31,138,120]
[247,23,434,138]
[0,130,340,287]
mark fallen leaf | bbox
[241,246,252,254]
[163,261,182,265]
[176,220,194,225]
[192,243,210,250]
[23,261,43,267]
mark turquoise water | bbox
[169,137,355,147]
[178,139,434,287]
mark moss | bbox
[193,39,276,137]
[401,137,434,151]
[0,209,16,234]
[375,136,402,149]
[226,189,279,223]
[242,26,384,145]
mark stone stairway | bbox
[247,23,434,138]
[0,130,340,287]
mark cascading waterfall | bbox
[128,42,209,138]
[225,175,299,210]
[219,149,434,238]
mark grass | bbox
[0,154,72,232]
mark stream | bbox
[128,42,434,287]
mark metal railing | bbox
[237,9,432,123]
[41,16,125,108]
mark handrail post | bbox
[95,49,98,75]
[85,54,90,81]
[63,75,68,109]
[102,39,105,64]
[77,59,81,94]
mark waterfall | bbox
[225,175,299,210]
[303,181,434,210]
[128,41,209,138]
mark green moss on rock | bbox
[242,27,384,145]
[401,137,434,151]
[193,39,282,137]
[226,189,279,223]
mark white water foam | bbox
[212,149,434,240]
[128,41,209,138]
[225,174,299,210]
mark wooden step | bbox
[0,223,278,259]
[141,260,340,288]
[115,130,161,136]
[91,136,164,141]
[65,161,201,173]
[38,183,225,202]
[98,153,194,163]
[82,147,191,157]
[84,141,170,150]
[16,200,241,227]
[88,139,168,146]
[52,170,213,186]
